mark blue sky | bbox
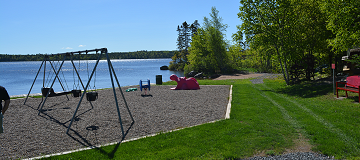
[0,0,242,55]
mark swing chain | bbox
[86,51,90,90]
[93,51,97,91]
[57,55,69,91]
[78,53,81,89]
[45,59,57,88]
[73,53,81,90]
[73,57,76,90]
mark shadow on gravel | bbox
[38,103,94,125]
[25,100,134,158]
[66,120,134,159]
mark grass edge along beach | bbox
[33,77,360,159]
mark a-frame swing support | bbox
[24,54,71,107]
[24,48,134,139]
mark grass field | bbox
[41,77,360,159]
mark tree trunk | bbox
[278,23,290,85]
[274,43,289,85]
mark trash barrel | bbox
[156,75,162,85]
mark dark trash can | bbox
[156,75,162,85]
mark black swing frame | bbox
[23,48,134,138]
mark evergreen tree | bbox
[170,20,200,71]
[181,21,190,52]
[176,25,184,51]
[190,20,200,37]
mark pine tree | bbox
[190,20,200,37]
[170,20,201,71]
[176,25,184,52]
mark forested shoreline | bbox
[169,1,359,84]
[0,50,175,62]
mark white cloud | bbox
[61,47,73,49]
[78,45,86,47]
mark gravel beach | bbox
[0,85,230,159]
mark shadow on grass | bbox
[91,121,133,159]
[275,82,333,98]
[345,96,360,103]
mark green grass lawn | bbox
[41,77,360,160]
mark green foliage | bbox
[228,45,281,73]
[237,0,339,84]
[238,0,295,84]
[187,27,215,74]
[186,7,231,76]
[322,0,360,52]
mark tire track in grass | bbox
[249,84,301,131]
[260,83,360,153]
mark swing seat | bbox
[86,92,98,101]
[42,87,56,97]
[71,89,82,97]
[41,87,73,97]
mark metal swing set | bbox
[23,48,134,137]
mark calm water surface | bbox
[0,59,183,96]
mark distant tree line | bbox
[0,50,175,62]
[108,50,174,59]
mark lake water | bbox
[0,59,183,96]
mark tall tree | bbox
[239,0,298,85]
[238,0,337,83]
[181,21,191,52]
[174,25,183,64]
[187,7,229,75]
[204,7,228,35]
[190,20,200,37]
[290,0,334,80]
[170,20,200,71]
[176,25,184,52]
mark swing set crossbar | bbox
[42,48,107,57]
